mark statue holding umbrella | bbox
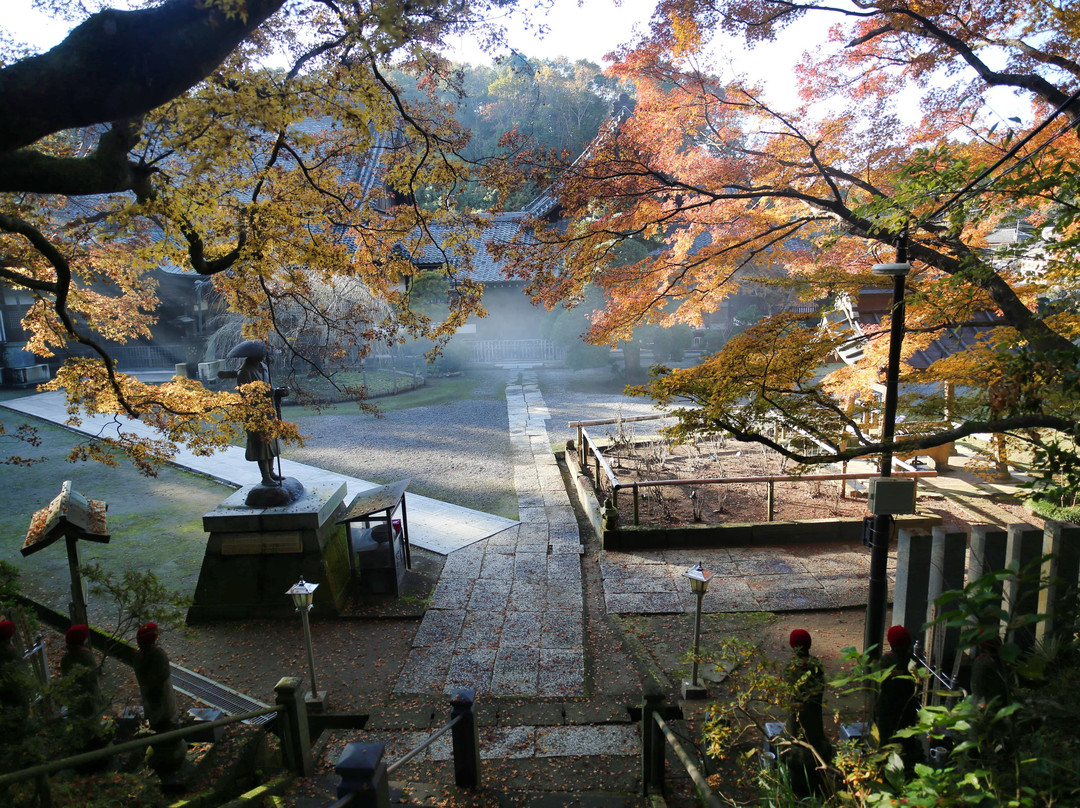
[219,341,303,504]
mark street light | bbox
[286,578,326,712]
[682,562,714,699]
[864,258,911,663]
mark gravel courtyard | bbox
[282,365,667,519]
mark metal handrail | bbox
[652,713,724,808]
[912,641,960,691]
[575,419,938,525]
[615,470,936,489]
[386,714,462,775]
[0,705,283,787]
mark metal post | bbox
[299,606,319,701]
[691,590,704,686]
[865,241,908,662]
[682,588,708,700]
[767,481,774,522]
[450,688,480,788]
[633,484,640,526]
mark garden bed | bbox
[564,436,950,550]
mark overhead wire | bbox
[915,85,1080,227]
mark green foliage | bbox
[652,323,693,362]
[427,339,472,373]
[1026,489,1080,524]
[701,563,1080,807]
[564,342,613,371]
[81,562,191,645]
[0,560,20,608]
[387,57,624,210]
[45,771,165,808]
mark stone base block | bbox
[188,482,350,623]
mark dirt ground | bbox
[600,437,1033,531]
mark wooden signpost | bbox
[22,481,110,626]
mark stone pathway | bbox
[394,370,586,696]
[600,544,895,614]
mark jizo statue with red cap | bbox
[783,629,832,797]
[133,623,179,732]
[133,622,187,774]
[59,624,102,719]
[0,620,31,717]
[873,624,922,766]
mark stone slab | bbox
[203,482,347,533]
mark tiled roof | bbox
[409,212,529,284]
[829,299,1001,371]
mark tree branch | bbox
[0,0,286,155]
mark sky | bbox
[5,0,818,110]
[3,0,1031,124]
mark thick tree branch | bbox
[0,119,153,196]
[0,0,286,155]
[707,412,1079,467]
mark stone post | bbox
[335,743,390,808]
[450,689,480,788]
[927,527,967,671]
[969,526,1008,594]
[1038,521,1080,643]
[892,529,933,647]
[1005,524,1043,650]
[641,684,665,795]
[274,676,313,777]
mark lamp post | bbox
[682,562,714,699]
[864,256,911,663]
[286,578,326,711]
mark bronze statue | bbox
[220,341,287,487]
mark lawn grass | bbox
[0,413,230,624]
[287,368,424,403]
[283,371,497,418]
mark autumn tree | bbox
[386,55,623,210]
[0,0,527,472]
[505,0,1080,480]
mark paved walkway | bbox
[394,370,587,696]
[592,441,1034,616]
[0,391,516,555]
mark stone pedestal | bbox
[1038,521,1080,643]
[927,526,967,668]
[188,482,351,623]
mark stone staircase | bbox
[268,696,660,808]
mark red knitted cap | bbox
[789,629,812,649]
[887,625,912,649]
[0,620,15,639]
[66,624,90,645]
[136,622,159,646]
